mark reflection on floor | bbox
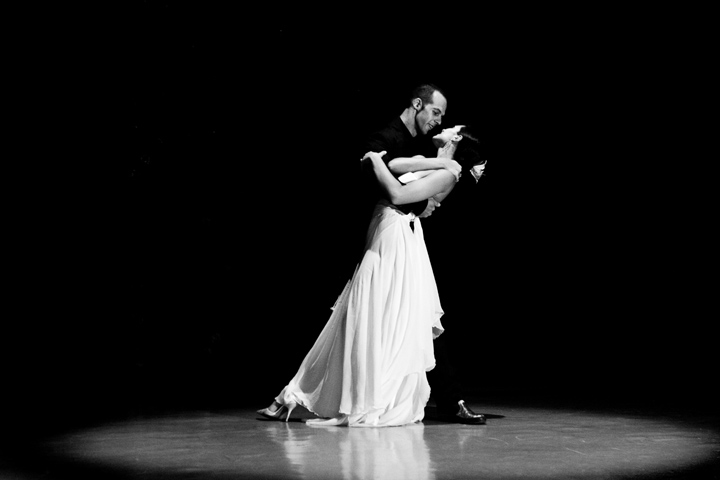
[5,398,719,479]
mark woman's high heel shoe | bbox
[256,401,297,422]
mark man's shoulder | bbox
[363,117,406,149]
[367,127,399,144]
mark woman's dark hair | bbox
[455,126,486,169]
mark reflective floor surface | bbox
[4,398,719,479]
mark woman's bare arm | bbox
[433,181,457,204]
[399,169,454,203]
[363,152,457,206]
[388,155,457,175]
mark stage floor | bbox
[3,397,719,479]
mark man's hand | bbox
[418,197,440,218]
[443,159,462,182]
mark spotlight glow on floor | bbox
[45,404,720,479]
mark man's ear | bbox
[412,98,422,111]
[452,134,463,142]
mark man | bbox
[357,83,486,425]
[359,84,446,223]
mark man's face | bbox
[415,91,447,135]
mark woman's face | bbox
[432,125,464,147]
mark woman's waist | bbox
[371,195,426,216]
[373,199,417,221]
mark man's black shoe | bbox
[441,400,486,425]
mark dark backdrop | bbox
[9,3,715,433]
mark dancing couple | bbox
[257,84,487,427]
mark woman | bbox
[257,126,483,427]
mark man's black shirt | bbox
[360,117,435,219]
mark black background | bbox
[8,3,715,433]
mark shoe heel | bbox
[285,402,297,422]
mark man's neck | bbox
[399,108,418,137]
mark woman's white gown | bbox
[275,200,444,427]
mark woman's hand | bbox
[361,150,387,164]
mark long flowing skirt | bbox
[275,200,444,427]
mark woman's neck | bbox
[437,141,457,159]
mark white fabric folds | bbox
[275,200,444,427]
